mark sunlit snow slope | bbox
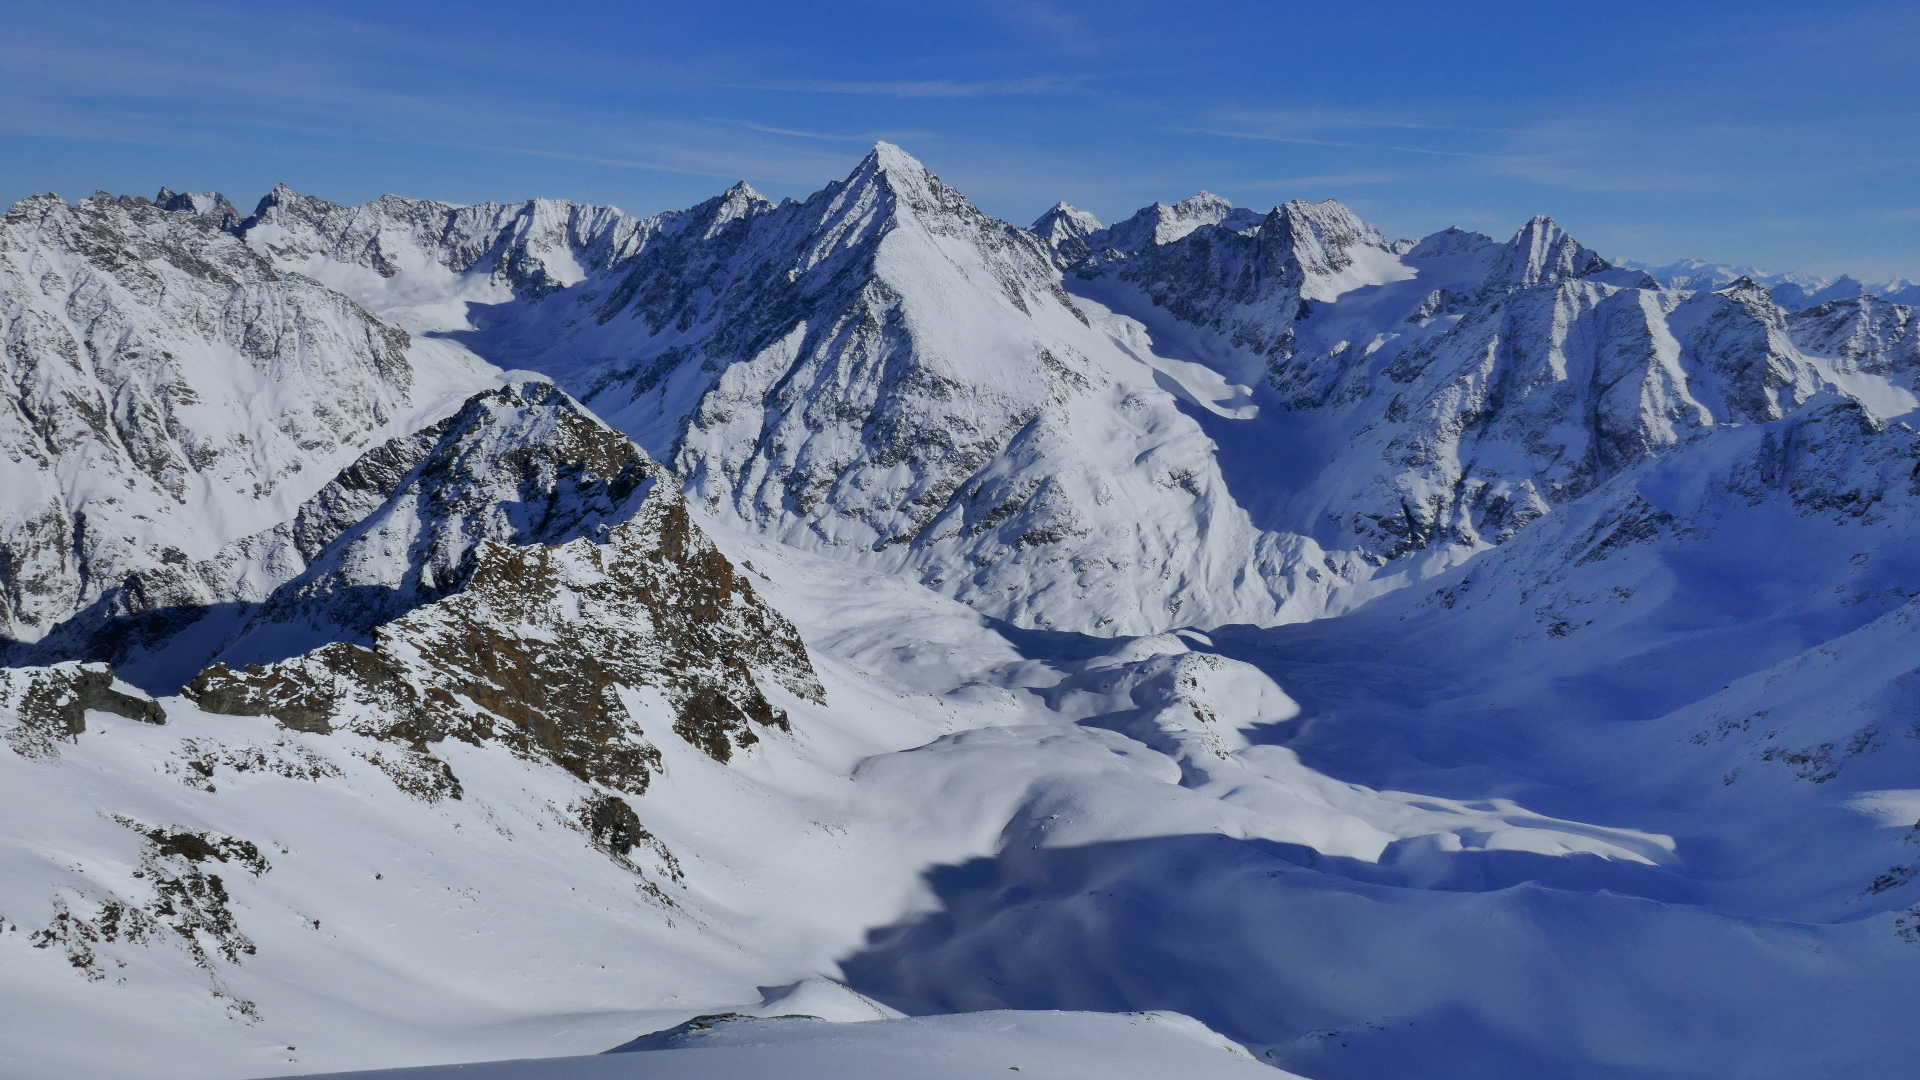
[3,146,1920,1080]
[289,1011,1293,1080]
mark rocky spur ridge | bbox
[9,381,822,802]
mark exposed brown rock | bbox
[188,488,820,797]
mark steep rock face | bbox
[1482,215,1609,290]
[1404,398,1920,647]
[1673,281,1825,422]
[0,191,491,644]
[154,189,243,230]
[1314,275,1823,556]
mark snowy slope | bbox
[10,483,1920,1079]
[5,145,1920,1080]
[599,1009,1273,1074]
[281,1011,1290,1080]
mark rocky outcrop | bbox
[0,662,165,758]
[189,495,818,792]
[182,384,821,794]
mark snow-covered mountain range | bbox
[4,145,1919,1080]
[1624,256,1920,309]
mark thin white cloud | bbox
[736,75,1091,98]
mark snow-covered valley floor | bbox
[7,516,1916,1080]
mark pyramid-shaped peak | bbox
[863,142,930,177]
[1720,274,1774,299]
[714,180,772,214]
[1032,201,1102,233]
[1489,214,1608,288]
[1031,202,1104,263]
[1505,215,1577,250]
[1715,275,1785,314]
[250,182,318,216]
[694,180,774,234]
[835,143,943,206]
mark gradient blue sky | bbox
[5,0,1917,279]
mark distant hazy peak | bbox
[1715,275,1785,310]
[1097,191,1265,253]
[1408,225,1499,259]
[1170,190,1234,217]
[1032,201,1102,235]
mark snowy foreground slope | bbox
[291,1011,1293,1080]
[3,146,1920,1080]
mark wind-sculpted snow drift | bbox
[3,145,1920,1080]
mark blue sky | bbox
[5,0,1917,279]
